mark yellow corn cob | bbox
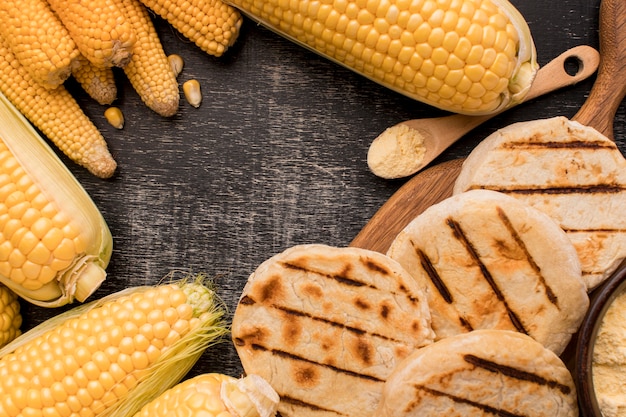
[227,0,538,115]
[46,0,137,68]
[0,276,228,417]
[0,0,80,89]
[139,0,243,57]
[119,0,180,117]
[0,33,117,179]
[0,285,21,348]
[133,373,280,417]
[71,55,118,105]
[0,90,113,307]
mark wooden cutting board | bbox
[351,0,626,254]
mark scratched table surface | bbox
[21,0,626,383]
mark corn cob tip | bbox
[149,96,180,117]
[222,374,281,417]
[110,41,134,68]
[73,262,107,302]
[83,145,118,178]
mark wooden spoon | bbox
[352,0,626,254]
[367,45,600,180]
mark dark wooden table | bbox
[21,0,626,383]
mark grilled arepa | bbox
[377,329,578,417]
[387,189,588,355]
[453,116,626,290]
[231,244,435,417]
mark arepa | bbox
[377,329,578,417]
[453,116,626,289]
[387,189,588,355]
[231,244,435,417]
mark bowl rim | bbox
[576,259,626,416]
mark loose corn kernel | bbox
[183,80,203,108]
[0,278,228,417]
[72,55,117,106]
[227,0,537,115]
[0,34,117,179]
[0,0,80,89]
[119,0,180,117]
[47,0,137,68]
[104,107,125,130]
[168,54,185,78]
[139,0,243,57]
[132,373,279,417]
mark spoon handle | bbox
[573,0,626,139]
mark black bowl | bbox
[575,260,626,416]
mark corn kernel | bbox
[104,107,124,130]
[183,80,203,108]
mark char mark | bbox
[464,354,571,395]
[271,303,410,344]
[471,184,626,195]
[446,218,529,335]
[502,140,617,150]
[280,396,349,415]
[413,385,525,417]
[280,259,421,303]
[250,343,384,382]
[496,207,559,308]
[414,244,453,303]
[281,261,371,288]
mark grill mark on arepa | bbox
[464,354,571,394]
[281,261,373,288]
[470,184,626,194]
[496,207,559,308]
[280,260,421,303]
[414,244,453,303]
[411,385,525,417]
[271,303,408,344]
[446,218,529,335]
[280,396,349,415]
[500,139,617,150]
[249,343,384,382]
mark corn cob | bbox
[139,0,243,57]
[0,0,80,89]
[0,90,113,307]
[133,373,280,417]
[119,0,180,117]
[71,55,118,106]
[227,0,538,115]
[46,0,137,68]
[0,33,117,179]
[0,284,21,348]
[0,276,228,417]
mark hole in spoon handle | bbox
[524,45,600,102]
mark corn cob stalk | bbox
[139,0,243,58]
[0,276,228,417]
[0,90,113,307]
[72,55,118,105]
[133,373,280,417]
[119,0,180,117]
[227,0,538,115]
[0,284,21,348]
[46,0,137,68]
[0,33,117,179]
[0,0,80,89]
